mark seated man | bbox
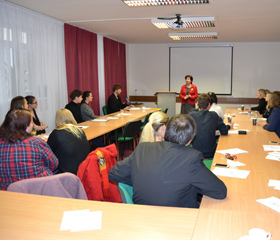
[107,84,131,114]
[189,93,233,159]
[109,114,227,208]
[65,89,83,123]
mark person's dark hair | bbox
[81,91,91,104]
[25,95,35,105]
[0,109,32,143]
[185,75,193,84]
[69,89,82,100]
[10,96,25,110]
[269,91,280,108]
[208,92,218,104]
[164,114,197,146]
[113,84,122,92]
[197,93,211,110]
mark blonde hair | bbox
[55,109,83,138]
[266,92,272,109]
[140,112,169,143]
[258,89,266,98]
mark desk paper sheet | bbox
[92,119,109,122]
[78,126,89,129]
[268,179,280,191]
[228,130,249,134]
[60,209,102,232]
[227,159,246,167]
[107,117,119,120]
[212,167,250,179]
[263,145,280,151]
[129,107,141,110]
[256,197,280,213]
[266,154,280,161]
[216,148,248,155]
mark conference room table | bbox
[192,107,280,240]
[77,107,161,141]
[0,190,198,240]
[2,107,279,239]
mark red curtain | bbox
[103,37,127,105]
[64,23,100,115]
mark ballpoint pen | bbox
[269,141,280,144]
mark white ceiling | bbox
[4,0,280,44]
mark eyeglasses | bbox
[32,102,38,105]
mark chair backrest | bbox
[7,173,88,200]
[117,183,134,204]
[143,112,153,125]
[123,120,142,139]
[102,106,108,115]
[163,108,168,114]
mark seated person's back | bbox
[109,114,227,208]
[47,109,90,174]
[189,94,232,158]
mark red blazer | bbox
[179,84,198,106]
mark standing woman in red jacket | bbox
[179,75,198,114]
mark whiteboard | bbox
[169,46,233,95]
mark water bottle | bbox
[255,111,258,119]
[248,105,251,115]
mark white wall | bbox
[127,42,280,114]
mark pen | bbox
[269,141,279,144]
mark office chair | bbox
[117,183,134,204]
[203,159,213,170]
[162,108,168,114]
[140,112,153,130]
[102,106,108,115]
[7,173,88,200]
[117,120,142,159]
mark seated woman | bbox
[262,91,273,118]
[25,95,48,135]
[47,109,90,175]
[251,89,267,114]
[208,92,224,121]
[80,91,99,121]
[262,91,280,138]
[139,112,169,143]
[0,109,58,190]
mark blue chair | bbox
[117,183,134,204]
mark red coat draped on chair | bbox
[77,144,121,202]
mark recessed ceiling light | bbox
[169,32,217,40]
[123,0,209,7]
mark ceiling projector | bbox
[170,23,186,29]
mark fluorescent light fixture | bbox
[151,17,215,29]
[169,32,217,40]
[123,0,209,7]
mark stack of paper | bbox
[60,209,102,232]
